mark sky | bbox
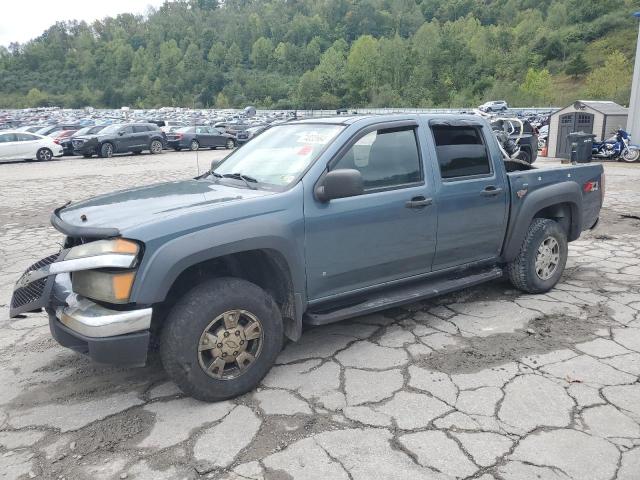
[0,0,167,46]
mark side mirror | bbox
[118,130,125,136]
[210,158,223,171]
[316,169,364,202]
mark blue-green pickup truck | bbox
[10,114,604,401]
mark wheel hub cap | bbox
[198,309,263,380]
[535,237,560,280]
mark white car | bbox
[479,100,508,112]
[0,131,64,162]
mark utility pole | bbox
[626,12,640,140]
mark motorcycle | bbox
[592,129,640,163]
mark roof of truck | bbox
[291,113,485,126]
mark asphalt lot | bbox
[0,150,639,480]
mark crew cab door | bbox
[428,122,509,270]
[304,122,437,301]
[115,126,135,152]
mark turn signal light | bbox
[583,180,599,193]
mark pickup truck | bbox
[10,114,604,402]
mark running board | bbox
[304,267,503,326]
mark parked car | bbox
[235,125,269,145]
[166,126,236,151]
[15,125,47,133]
[71,123,165,158]
[35,124,83,136]
[11,114,604,401]
[0,131,63,162]
[59,125,108,155]
[479,100,508,112]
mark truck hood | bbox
[56,179,273,233]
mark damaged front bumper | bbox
[10,253,152,366]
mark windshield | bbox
[100,124,124,134]
[214,123,343,187]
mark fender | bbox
[129,214,307,333]
[501,181,582,262]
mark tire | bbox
[160,277,284,402]
[100,143,114,158]
[226,138,235,149]
[516,148,532,164]
[36,148,53,162]
[621,148,640,163]
[190,140,200,151]
[507,218,568,294]
[150,139,163,154]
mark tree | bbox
[565,53,589,79]
[585,51,632,105]
[215,91,231,108]
[520,68,552,105]
[250,37,274,69]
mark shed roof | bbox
[556,100,629,116]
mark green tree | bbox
[565,53,589,79]
[520,68,553,104]
[585,51,632,104]
[250,37,274,69]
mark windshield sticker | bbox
[297,130,337,144]
[297,145,313,156]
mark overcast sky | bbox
[0,0,167,46]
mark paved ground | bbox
[1,151,639,480]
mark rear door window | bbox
[431,125,491,179]
[133,125,149,133]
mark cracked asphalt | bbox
[1,150,640,480]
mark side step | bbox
[304,267,503,326]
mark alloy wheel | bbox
[535,236,560,280]
[197,309,263,380]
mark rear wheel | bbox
[160,277,283,401]
[100,143,114,158]
[36,148,53,161]
[150,140,163,154]
[507,218,568,293]
[226,138,235,149]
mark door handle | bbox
[405,196,433,208]
[480,186,503,197]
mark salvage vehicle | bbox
[10,114,604,401]
[166,125,235,151]
[478,100,508,112]
[71,123,165,158]
[0,131,64,162]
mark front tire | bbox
[36,148,53,161]
[160,277,284,402]
[190,140,199,151]
[507,218,568,293]
[100,143,114,158]
[621,148,640,163]
[226,138,235,149]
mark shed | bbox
[547,100,628,158]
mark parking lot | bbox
[1,151,639,480]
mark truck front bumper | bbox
[48,296,152,366]
[49,309,150,366]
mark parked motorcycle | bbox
[592,129,640,163]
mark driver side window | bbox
[332,127,422,191]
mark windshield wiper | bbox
[221,172,258,189]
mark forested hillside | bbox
[1,0,639,109]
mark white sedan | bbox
[0,131,64,162]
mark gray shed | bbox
[547,100,628,158]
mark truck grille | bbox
[11,254,59,310]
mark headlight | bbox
[66,239,139,260]
[72,270,136,304]
[68,239,141,304]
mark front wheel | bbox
[36,148,53,161]
[621,148,640,163]
[150,139,163,154]
[507,218,568,294]
[160,277,283,402]
[226,138,235,149]
[100,143,114,158]
[190,140,199,151]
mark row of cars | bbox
[0,121,244,162]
